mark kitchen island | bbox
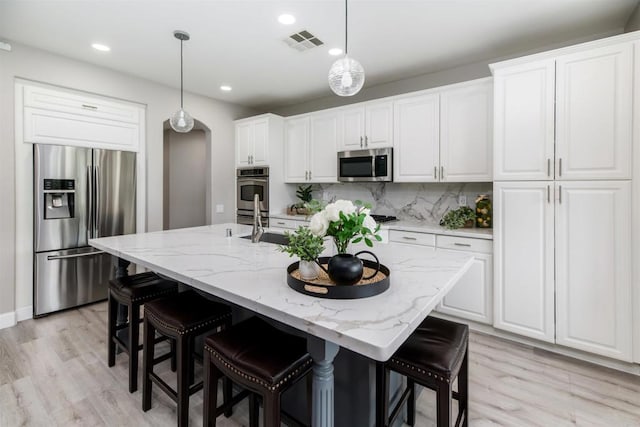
[90,223,474,427]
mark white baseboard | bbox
[0,311,16,330]
[16,306,33,322]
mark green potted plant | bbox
[278,226,325,280]
[440,206,476,230]
[288,185,313,215]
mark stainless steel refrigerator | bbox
[33,144,136,317]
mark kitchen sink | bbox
[240,232,289,245]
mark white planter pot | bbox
[299,260,320,280]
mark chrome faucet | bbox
[251,193,264,243]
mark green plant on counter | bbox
[296,185,313,205]
[440,206,475,230]
[304,199,326,214]
[278,226,325,262]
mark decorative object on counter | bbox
[169,31,194,133]
[317,250,380,286]
[288,184,313,215]
[440,206,475,229]
[287,257,390,299]
[308,199,382,285]
[475,194,492,228]
[278,226,325,280]
[328,0,365,96]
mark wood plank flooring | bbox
[1,302,639,426]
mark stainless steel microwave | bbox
[337,148,393,182]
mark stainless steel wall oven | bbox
[236,167,269,227]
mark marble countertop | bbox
[90,223,473,361]
[270,213,493,240]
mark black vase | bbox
[317,251,380,286]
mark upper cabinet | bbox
[236,118,269,167]
[340,100,393,150]
[394,79,493,182]
[493,42,633,181]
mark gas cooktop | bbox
[370,214,398,223]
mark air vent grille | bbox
[284,30,324,51]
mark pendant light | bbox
[170,30,194,133]
[328,0,365,96]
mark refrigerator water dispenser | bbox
[43,179,75,219]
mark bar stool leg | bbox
[107,293,117,367]
[436,383,452,427]
[177,335,191,427]
[406,378,416,426]
[128,303,140,393]
[203,350,218,427]
[249,393,259,427]
[142,318,155,411]
[263,393,280,427]
[170,339,177,372]
[459,351,469,427]
[375,362,389,427]
[222,377,232,417]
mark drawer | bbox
[270,218,308,230]
[24,85,141,124]
[436,235,492,254]
[389,230,435,246]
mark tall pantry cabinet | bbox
[492,38,636,362]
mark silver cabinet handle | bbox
[365,136,368,147]
[558,158,562,177]
[434,166,437,179]
[402,236,417,241]
[276,221,285,225]
[547,159,551,177]
[82,104,98,110]
[360,136,363,148]
[453,243,471,247]
[440,166,444,180]
[558,185,562,204]
[309,170,312,180]
[247,155,250,164]
[251,155,254,164]
[547,185,550,203]
[47,250,105,261]
[305,171,308,180]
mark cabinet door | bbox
[236,122,252,167]
[555,43,633,180]
[341,107,365,150]
[365,101,393,148]
[440,80,493,182]
[393,94,440,182]
[309,113,340,183]
[493,60,555,181]
[284,117,310,183]
[555,181,632,361]
[493,182,555,343]
[438,250,493,324]
[252,119,269,165]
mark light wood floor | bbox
[1,302,640,426]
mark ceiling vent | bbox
[284,30,324,51]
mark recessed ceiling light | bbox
[278,14,296,25]
[220,85,232,92]
[328,48,343,56]
[91,43,111,52]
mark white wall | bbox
[625,2,640,32]
[0,42,256,318]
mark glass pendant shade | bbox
[170,108,194,133]
[328,55,365,96]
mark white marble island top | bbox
[90,223,473,361]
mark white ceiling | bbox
[0,0,637,109]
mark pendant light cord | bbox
[344,0,348,56]
[180,39,184,108]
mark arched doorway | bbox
[162,119,212,230]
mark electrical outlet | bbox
[216,204,224,213]
[458,195,467,206]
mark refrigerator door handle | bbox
[94,165,100,238]
[47,250,105,261]
[87,165,93,240]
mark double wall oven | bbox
[236,167,269,227]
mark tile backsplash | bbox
[289,182,492,225]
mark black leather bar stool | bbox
[142,290,232,427]
[376,316,469,427]
[107,271,179,392]
[203,317,312,427]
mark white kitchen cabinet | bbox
[440,80,493,182]
[340,101,393,150]
[235,118,269,167]
[555,43,633,181]
[493,60,555,181]
[555,181,632,361]
[285,113,338,183]
[393,94,440,182]
[493,182,555,343]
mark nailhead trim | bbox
[145,309,231,336]
[110,285,178,304]
[389,358,451,383]
[204,344,312,392]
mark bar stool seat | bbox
[377,316,469,427]
[107,271,179,393]
[142,290,232,427]
[203,317,312,427]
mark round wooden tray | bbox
[286,256,390,299]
